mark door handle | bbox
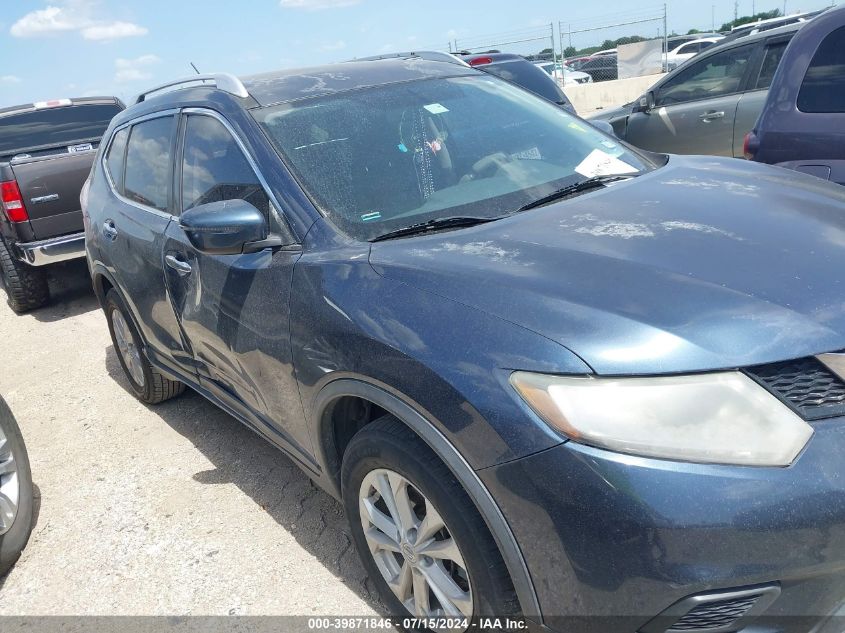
[165,254,192,276]
[102,220,118,241]
[699,110,725,121]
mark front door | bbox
[161,111,310,461]
[626,43,757,156]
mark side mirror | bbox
[634,91,656,114]
[179,199,269,255]
[589,119,616,138]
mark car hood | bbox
[369,156,845,375]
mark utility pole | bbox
[734,0,739,22]
[712,5,715,31]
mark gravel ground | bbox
[0,260,383,618]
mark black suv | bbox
[84,61,845,632]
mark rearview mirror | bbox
[634,91,656,114]
[179,199,269,255]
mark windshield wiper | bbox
[514,174,635,213]
[369,216,498,242]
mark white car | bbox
[534,61,593,86]
[665,37,722,69]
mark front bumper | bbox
[481,420,845,633]
[16,231,85,266]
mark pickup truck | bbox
[0,97,124,313]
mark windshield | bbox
[254,75,655,241]
[0,103,122,157]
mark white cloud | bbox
[0,75,22,85]
[114,54,160,83]
[280,0,360,9]
[10,3,147,41]
[10,6,82,37]
[82,21,147,41]
[319,39,346,52]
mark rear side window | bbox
[798,26,845,113]
[105,127,128,193]
[481,61,567,105]
[755,41,789,89]
[0,103,122,158]
[181,115,269,218]
[124,116,174,212]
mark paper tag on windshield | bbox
[423,103,449,114]
[575,149,638,178]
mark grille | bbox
[745,357,845,420]
[668,595,758,631]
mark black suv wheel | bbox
[342,416,519,627]
[104,289,185,404]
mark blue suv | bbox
[83,59,845,632]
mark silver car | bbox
[590,22,800,157]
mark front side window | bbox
[657,44,754,106]
[798,26,845,113]
[124,116,174,212]
[181,115,269,217]
[254,75,655,241]
[105,127,129,193]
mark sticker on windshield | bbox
[361,212,381,222]
[575,149,639,178]
[423,103,449,115]
[511,147,541,160]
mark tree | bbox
[687,28,701,34]
[563,45,576,57]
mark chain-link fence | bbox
[559,5,669,83]
[449,24,556,60]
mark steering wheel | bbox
[463,152,514,182]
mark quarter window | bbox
[181,115,269,217]
[657,45,754,106]
[105,127,128,193]
[124,116,174,212]
[798,26,845,113]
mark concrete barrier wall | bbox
[563,73,665,116]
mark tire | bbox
[104,289,185,404]
[0,237,49,313]
[0,396,34,577]
[342,416,519,628]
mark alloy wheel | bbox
[111,309,145,387]
[0,422,19,535]
[359,468,473,621]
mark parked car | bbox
[84,60,845,631]
[459,53,576,112]
[721,8,826,42]
[665,36,722,69]
[745,5,845,185]
[533,61,592,86]
[0,97,124,312]
[0,395,33,577]
[577,54,618,82]
[589,22,802,156]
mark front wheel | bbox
[0,396,34,577]
[342,416,519,628]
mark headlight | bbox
[510,371,813,467]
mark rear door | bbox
[161,109,310,461]
[626,43,757,156]
[100,112,195,375]
[732,35,792,156]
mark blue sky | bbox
[0,0,837,107]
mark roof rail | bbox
[134,73,249,104]
[351,50,470,67]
